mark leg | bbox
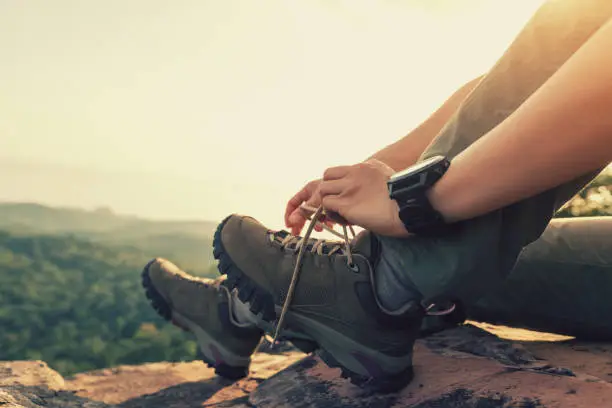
[376,0,612,309]
[215,0,612,391]
[467,217,612,340]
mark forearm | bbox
[370,76,483,171]
[429,18,612,223]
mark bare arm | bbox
[284,75,482,233]
[429,18,612,223]
[369,76,483,171]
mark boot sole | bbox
[213,217,414,393]
[141,259,250,380]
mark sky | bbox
[0,0,545,228]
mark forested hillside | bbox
[0,204,218,375]
[0,230,219,375]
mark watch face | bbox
[389,155,445,182]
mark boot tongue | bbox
[350,230,381,261]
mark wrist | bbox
[425,167,464,224]
[425,184,449,222]
[388,155,452,236]
[364,157,397,172]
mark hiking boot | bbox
[213,214,424,393]
[141,258,263,380]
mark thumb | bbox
[321,195,342,216]
[305,188,322,208]
[321,196,351,225]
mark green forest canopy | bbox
[0,203,217,375]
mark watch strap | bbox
[397,194,451,236]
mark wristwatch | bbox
[387,155,451,236]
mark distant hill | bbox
[0,202,216,237]
[0,203,218,273]
[0,203,224,375]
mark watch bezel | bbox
[387,155,451,236]
[387,155,450,200]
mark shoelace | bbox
[273,233,344,257]
[268,206,455,348]
[271,206,356,346]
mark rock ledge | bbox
[2,324,611,407]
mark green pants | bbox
[470,217,612,340]
[388,0,612,340]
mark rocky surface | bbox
[0,360,106,408]
[2,324,612,407]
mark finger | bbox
[311,214,337,229]
[321,195,343,214]
[323,165,351,181]
[319,179,348,197]
[326,210,350,225]
[288,208,307,228]
[299,203,318,217]
[321,195,352,225]
[301,194,322,215]
[300,179,325,212]
[285,185,314,226]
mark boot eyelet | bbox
[347,262,359,273]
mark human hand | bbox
[284,179,335,235]
[319,159,410,237]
